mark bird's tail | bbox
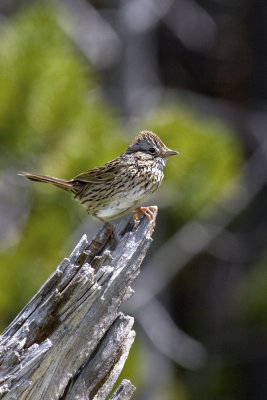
[19,171,73,192]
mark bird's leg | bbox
[133,206,157,228]
[94,215,118,249]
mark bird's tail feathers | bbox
[19,171,72,192]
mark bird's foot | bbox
[133,206,157,229]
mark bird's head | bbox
[125,130,178,162]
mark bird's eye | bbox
[148,147,156,154]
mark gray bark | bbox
[0,208,157,399]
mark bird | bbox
[19,130,178,245]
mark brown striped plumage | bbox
[19,131,178,236]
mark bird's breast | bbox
[81,159,164,220]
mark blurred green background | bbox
[0,2,266,400]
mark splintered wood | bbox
[0,208,157,400]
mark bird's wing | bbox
[72,163,122,184]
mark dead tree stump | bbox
[0,208,157,400]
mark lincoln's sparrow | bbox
[19,130,178,242]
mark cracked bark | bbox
[0,208,157,400]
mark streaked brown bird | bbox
[19,130,178,243]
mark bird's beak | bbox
[163,148,179,157]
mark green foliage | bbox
[0,3,123,167]
[141,106,243,220]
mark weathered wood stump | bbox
[0,208,157,399]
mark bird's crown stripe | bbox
[134,130,165,148]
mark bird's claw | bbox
[133,206,157,228]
